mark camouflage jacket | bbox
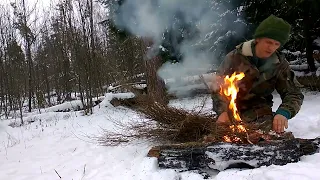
[212,40,304,121]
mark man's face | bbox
[255,38,281,58]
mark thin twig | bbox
[81,164,86,179]
[54,169,61,179]
[246,132,253,144]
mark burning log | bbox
[147,137,320,171]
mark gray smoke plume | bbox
[113,0,245,97]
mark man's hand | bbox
[216,112,230,124]
[273,114,288,133]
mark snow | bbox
[1,91,320,179]
[132,84,147,90]
[314,37,320,47]
[290,63,320,71]
[206,151,260,171]
[44,100,84,112]
[282,50,302,56]
[289,59,302,65]
[292,61,320,77]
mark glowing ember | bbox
[237,125,246,132]
[230,125,247,133]
[233,137,241,142]
[223,135,242,143]
[223,136,231,142]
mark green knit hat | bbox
[253,15,291,45]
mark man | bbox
[212,15,304,133]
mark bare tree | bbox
[11,0,36,113]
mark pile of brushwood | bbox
[100,94,253,145]
[99,95,320,175]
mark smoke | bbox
[113,0,245,96]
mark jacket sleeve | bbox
[211,90,229,116]
[275,62,304,119]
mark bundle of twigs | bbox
[99,94,257,146]
[137,101,217,142]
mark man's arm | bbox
[275,63,304,119]
[212,91,228,116]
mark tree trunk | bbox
[61,2,72,102]
[44,67,51,106]
[88,0,95,113]
[26,40,33,113]
[0,52,3,116]
[20,0,34,113]
[78,76,85,109]
[303,1,316,72]
[18,95,24,125]
[78,0,93,114]
[143,39,168,105]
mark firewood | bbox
[147,137,320,171]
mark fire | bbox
[220,72,245,123]
[230,125,247,133]
[219,72,250,143]
[223,136,231,142]
[223,135,241,143]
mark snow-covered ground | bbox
[1,91,320,180]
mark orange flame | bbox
[223,135,241,143]
[230,125,247,133]
[223,136,232,142]
[220,72,245,122]
[220,72,248,135]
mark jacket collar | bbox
[240,39,255,57]
[236,39,280,64]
